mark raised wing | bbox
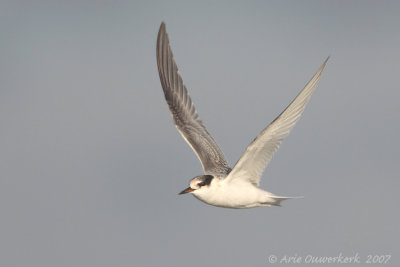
[156,22,231,176]
[225,57,329,186]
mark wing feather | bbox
[156,22,231,176]
[225,57,329,186]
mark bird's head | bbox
[179,175,214,195]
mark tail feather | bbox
[269,195,303,207]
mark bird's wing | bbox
[156,22,231,176]
[225,57,329,186]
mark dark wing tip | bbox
[159,22,166,33]
[157,22,167,45]
[324,56,330,65]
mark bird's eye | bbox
[197,182,205,187]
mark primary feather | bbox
[225,57,329,186]
[156,22,231,176]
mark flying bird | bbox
[156,22,328,208]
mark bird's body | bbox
[156,22,328,209]
[192,176,290,208]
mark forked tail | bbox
[269,195,304,207]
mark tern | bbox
[156,22,328,208]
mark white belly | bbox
[192,179,274,209]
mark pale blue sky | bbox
[1,1,399,266]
